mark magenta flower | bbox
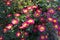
[37,25,46,32]
[6,24,13,30]
[34,12,40,17]
[14,13,20,17]
[47,8,55,14]
[7,14,12,17]
[52,18,58,23]
[26,18,35,24]
[11,19,19,25]
[23,8,28,14]
[27,6,32,10]
[16,32,21,37]
[0,36,3,40]
[19,22,29,29]
[53,24,59,30]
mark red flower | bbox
[3,28,8,33]
[52,18,57,23]
[0,36,3,40]
[23,9,28,13]
[26,18,34,24]
[48,17,53,22]
[53,24,58,30]
[22,22,29,27]
[14,13,20,17]
[38,25,45,32]
[6,24,13,30]
[19,22,29,29]
[34,12,40,17]
[48,8,55,14]
[6,1,11,6]
[40,17,45,21]
[34,9,42,17]
[16,32,21,37]
[11,19,19,24]
[27,6,32,10]
[7,14,12,17]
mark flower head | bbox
[11,19,19,24]
[48,8,55,14]
[27,18,34,24]
[6,24,13,30]
[38,25,45,32]
[16,32,21,37]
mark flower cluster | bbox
[1,1,60,40]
